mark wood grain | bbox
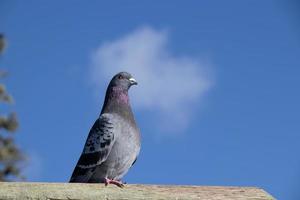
[0,182,275,200]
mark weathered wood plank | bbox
[0,182,275,200]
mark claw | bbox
[104,178,124,188]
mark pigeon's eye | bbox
[118,75,124,79]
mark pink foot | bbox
[104,178,124,188]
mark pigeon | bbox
[70,72,141,187]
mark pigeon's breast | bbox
[105,116,140,179]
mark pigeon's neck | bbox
[101,86,135,122]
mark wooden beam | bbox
[0,182,275,200]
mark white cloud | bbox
[90,26,214,135]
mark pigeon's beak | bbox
[129,78,138,86]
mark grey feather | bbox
[70,72,141,183]
[77,113,115,169]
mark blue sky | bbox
[1,1,300,199]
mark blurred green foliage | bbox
[0,33,25,181]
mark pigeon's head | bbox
[109,72,138,91]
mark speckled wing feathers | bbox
[77,114,115,168]
[69,113,115,182]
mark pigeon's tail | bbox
[69,166,93,183]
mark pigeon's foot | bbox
[104,178,124,188]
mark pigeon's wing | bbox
[69,113,115,182]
